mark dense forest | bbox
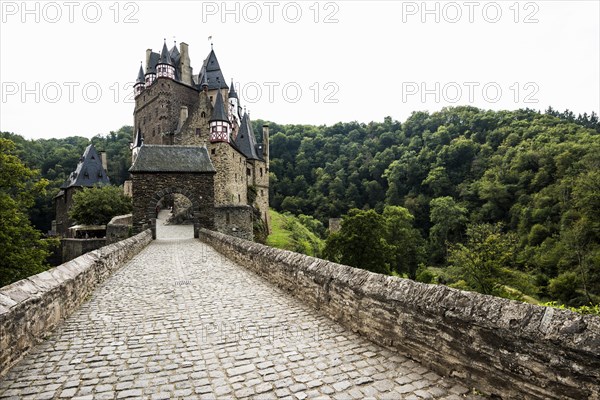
[1,106,599,308]
[259,107,600,307]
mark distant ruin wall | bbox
[200,229,600,400]
[0,230,152,377]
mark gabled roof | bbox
[235,112,261,160]
[129,145,216,173]
[61,144,110,189]
[198,49,228,90]
[136,64,145,83]
[210,89,229,122]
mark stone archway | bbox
[128,145,216,235]
[146,187,199,220]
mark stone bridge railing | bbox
[200,229,600,400]
[0,230,152,376]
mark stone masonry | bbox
[201,229,600,400]
[0,225,483,399]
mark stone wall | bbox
[61,238,106,262]
[0,230,152,377]
[209,142,248,207]
[200,229,600,400]
[214,206,253,240]
[134,78,199,144]
[106,214,132,244]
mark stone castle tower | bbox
[130,40,270,237]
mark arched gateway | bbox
[129,145,216,234]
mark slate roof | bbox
[136,64,145,83]
[229,80,238,99]
[61,144,110,189]
[170,43,180,66]
[147,51,160,74]
[198,49,228,90]
[235,112,262,160]
[210,90,229,122]
[158,41,173,65]
[129,145,216,173]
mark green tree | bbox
[383,206,425,278]
[448,223,517,296]
[0,138,56,286]
[429,196,468,263]
[323,209,393,275]
[69,185,132,226]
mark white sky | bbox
[0,0,598,140]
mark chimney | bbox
[179,42,193,85]
[262,124,269,169]
[145,49,152,70]
[100,151,108,173]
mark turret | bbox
[228,79,240,137]
[144,49,157,86]
[134,63,145,97]
[209,89,230,143]
[156,39,175,79]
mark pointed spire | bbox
[229,79,238,99]
[235,111,261,160]
[136,62,145,83]
[158,39,173,65]
[210,89,228,122]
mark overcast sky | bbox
[1,0,598,140]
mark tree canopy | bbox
[69,185,132,226]
[0,138,57,286]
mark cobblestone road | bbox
[0,220,482,399]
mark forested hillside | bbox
[256,107,600,307]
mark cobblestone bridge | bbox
[0,217,483,400]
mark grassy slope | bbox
[266,209,324,257]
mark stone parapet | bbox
[0,230,152,376]
[200,229,600,400]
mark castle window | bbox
[201,112,206,118]
[260,168,263,177]
[196,128,201,137]
[210,96,213,102]
[211,148,216,155]
[246,168,251,176]
[238,194,241,202]
[261,190,264,196]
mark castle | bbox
[129,40,270,239]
